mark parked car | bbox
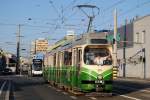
[2,68,12,75]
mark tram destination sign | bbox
[33,59,42,64]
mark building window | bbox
[141,30,146,43]
[136,32,140,43]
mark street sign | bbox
[106,33,120,42]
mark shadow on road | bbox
[113,78,150,96]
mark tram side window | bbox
[84,48,94,65]
[73,49,76,66]
[53,53,56,66]
[77,49,82,66]
[60,52,64,66]
[57,53,60,67]
[64,51,72,66]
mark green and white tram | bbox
[43,33,113,92]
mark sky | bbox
[0,0,150,57]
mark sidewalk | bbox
[115,77,150,84]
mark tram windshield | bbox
[32,59,43,71]
[84,46,112,65]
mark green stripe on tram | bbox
[80,66,112,80]
[80,67,97,79]
[102,68,113,80]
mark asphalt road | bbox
[1,75,150,100]
[0,76,11,100]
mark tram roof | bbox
[48,31,110,52]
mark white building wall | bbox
[117,15,150,79]
[134,16,150,78]
[117,47,144,78]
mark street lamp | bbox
[16,18,32,74]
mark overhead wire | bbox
[119,0,150,17]
[83,0,92,5]
[96,0,150,29]
[95,0,126,23]
[48,0,92,32]
[49,0,61,18]
[48,0,63,32]
[0,22,57,29]
[63,0,78,11]
[103,0,127,12]
[1,0,149,35]
[97,0,127,26]
[66,0,125,31]
[0,23,17,26]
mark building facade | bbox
[117,15,150,79]
[35,39,48,53]
[30,38,48,60]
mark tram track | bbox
[0,79,11,100]
[0,81,7,95]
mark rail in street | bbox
[0,77,11,100]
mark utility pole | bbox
[16,24,21,74]
[34,40,36,55]
[123,19,127,77]
[113,9,118,79]
[143,48,146,79]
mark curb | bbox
[115,77,150,83]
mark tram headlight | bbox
[97,74,103,80]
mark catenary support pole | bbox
[113,9,118,79]
[123,19,127,77]
[16,24,21,74]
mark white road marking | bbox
[141,93,150,98]
[15,75,24,77]
[5,81,11,100]
[89,97,97,100]
[62,92,68,95]
[114,93,142,100]
[119,94,142,100]
[56,89,61,92]
[48,86,52,88]
[0,81,7,96]
[48,85,55,90]
[70,96,77,99]
[140,89,150,93]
